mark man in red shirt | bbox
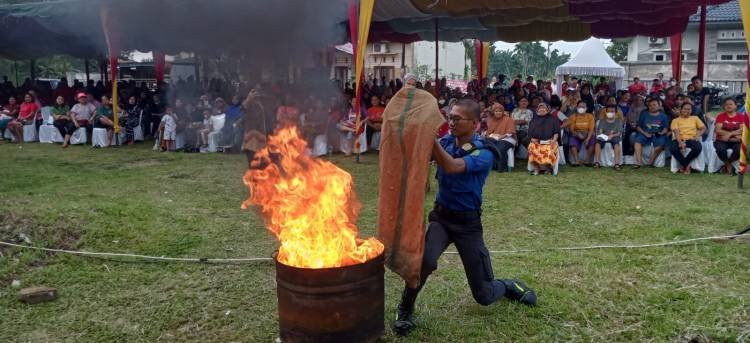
[650,79,664,95]
[365,95,385,149]
[628,77,647,96]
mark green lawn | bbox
[1,142,749,342]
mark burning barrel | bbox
[275,253,385,343]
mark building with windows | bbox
[619,0,747,92]
[330,40,466,86]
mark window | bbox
[736,54,748,61]
[719,30,745,40]
[654,54,665,61]
[681,54,686,61]
[720,54,734,61]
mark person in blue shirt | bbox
[633,97,670,169]
[393,99,537,336]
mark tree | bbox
[486,42,570,80]
[606,40,628,63]
[463,39,475,79]
[413,64,432,82]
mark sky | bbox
[494,39,611,56]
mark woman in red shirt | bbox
[18,93,40,125]
[1,96,21,143]
[713,97,749,174]
[8,93,39,143]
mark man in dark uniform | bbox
[393,99,537,336]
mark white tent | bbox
[555,38,625,95]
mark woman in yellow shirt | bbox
[668,103,706,174]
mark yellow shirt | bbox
[568,113,595,133]
[670,116,705,141]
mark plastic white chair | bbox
[640,144,666,168]
[207,114,226,152]
[175,131,186,149]
[526,147,562,175]
[22,122,37,142]
[313,134,328,157]
[69,127,87,145]
[39,107,63,143]
[133,113,144,141]
[91,128,110,147]
[598,142,623,167]
[506,148,514,171]
[670,147,706,173]
[3,124,37,142]
[370,131,381,151]
[707,147,740,173]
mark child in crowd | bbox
[159,106,178,151]
[197,109,212,148]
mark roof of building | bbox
[689,0,741,22]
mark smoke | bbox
[110,0,349,58]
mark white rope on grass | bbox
[0,234,744,264]
[0,241,274,263]
[444,234,745,255]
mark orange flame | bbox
[242,126,383,268]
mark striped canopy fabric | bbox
[371,0,733,42]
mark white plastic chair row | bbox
[4,124,38,142]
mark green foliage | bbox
[0,55,86,85]
[464,41,571,81]
[1,143,749,342]
[606,40,629,63]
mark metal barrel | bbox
[275,253,385,343]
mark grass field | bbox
[1,142,749,342]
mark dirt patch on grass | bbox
[0,212,84,254]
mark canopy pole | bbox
[85,59,90,82]
[434,18,439,97]
[697,0,707,79]
[14,60,18,86]
[670,34,683,84]
[401,43,406,76]
[30,59,36,82]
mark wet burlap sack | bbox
[377,87,445,288]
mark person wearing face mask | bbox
[669,102,706,174]
[594,105,623,170]
[597,96,623,121]
[483,103,517,172]
[527,103,561,175]
[633,98,670,169]
[564,100,596,166]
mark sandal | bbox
[594,162,601,168]
[632,165,641,170]
[614,164,621,171]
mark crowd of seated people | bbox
[0,71,747,176]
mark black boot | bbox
[392,286,419,336]
[501,279,537,306]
